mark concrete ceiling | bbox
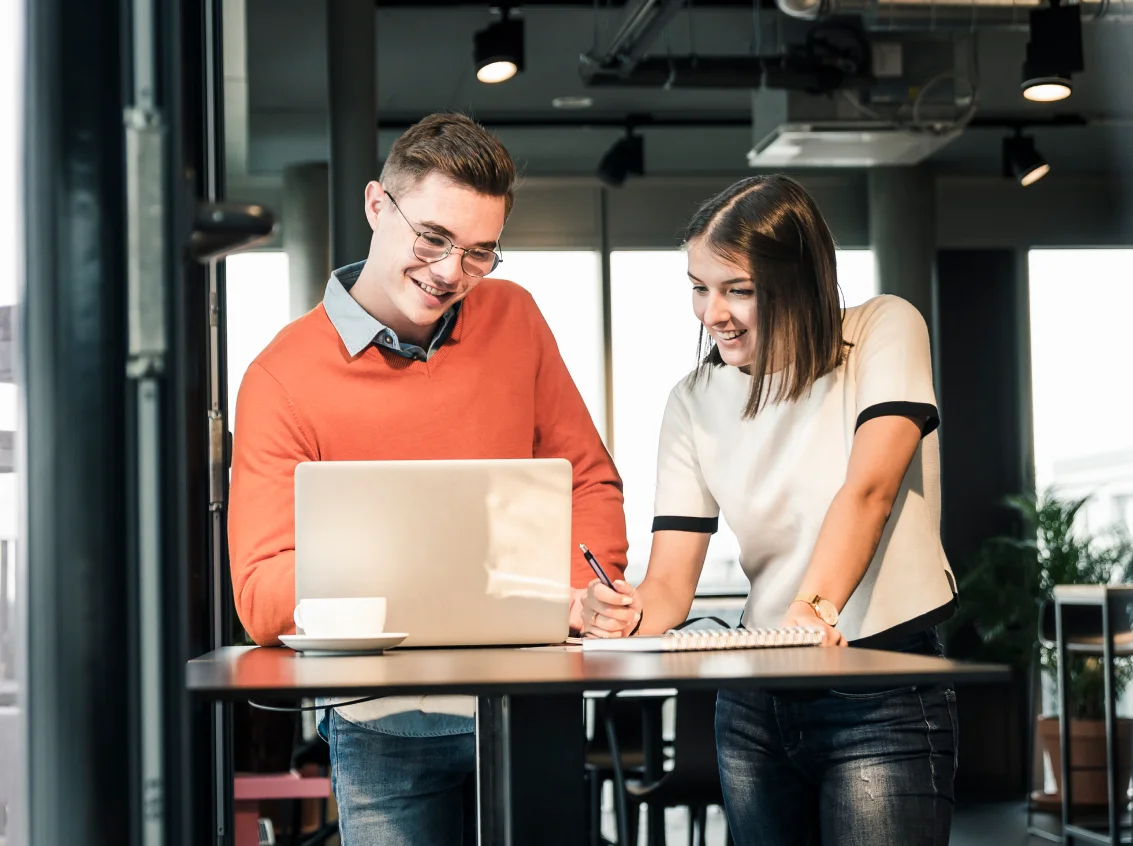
[230,1,1133,183]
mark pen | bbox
[579,543,615,589]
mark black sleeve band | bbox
[855,401,940,437]
[651,515,719,534]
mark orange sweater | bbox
[229,277,628,645]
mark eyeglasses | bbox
[386,193,503,278]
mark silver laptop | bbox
[294,458,573,647]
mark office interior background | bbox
[1,0,1132,844]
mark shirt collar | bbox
[322,260,458,359]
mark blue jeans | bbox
[715,630,958,846]
[318,709,476,846]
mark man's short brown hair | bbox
[379,113,517,216]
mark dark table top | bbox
[186,645,1008,700]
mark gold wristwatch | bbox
[792,593,839,626]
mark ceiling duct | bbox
[581,54,875,90]
[583,18,875,93]
[777,0,1131,26]
[583,0,687,75]
[748,36,972,166]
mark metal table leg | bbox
[477,693,587,846]
[1058,592,1127,846]
[1057,599,1074,844]
[1103,593,1119,846]
[641,700,665,846]
[477,695,512,846]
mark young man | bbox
[227,113,628,844]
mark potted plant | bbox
[948,491,1133,808]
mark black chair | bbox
[289,733,338,846]
[587,693,654,845]
[606,690,732,846]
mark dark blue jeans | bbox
[715,630,958,846]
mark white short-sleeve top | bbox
[653,295,958,646]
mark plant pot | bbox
[1034,715,1133,809]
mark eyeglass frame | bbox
[385,192,504,277]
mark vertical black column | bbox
[936,248,1033,799]
[23,0,132,843]
[326,0,378,268]
[936,249,1032,566]
[168,0,230,843]
[283,162,332,319]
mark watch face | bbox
[815,599,839,626]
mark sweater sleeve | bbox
[228,361,318,645]
[528,301,629,588]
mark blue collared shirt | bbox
[322,260,459,361]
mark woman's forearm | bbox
[633,575,697,635]
[795,485,891,612]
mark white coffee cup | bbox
[293,597,387,638]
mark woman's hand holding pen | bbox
[581,579,642,638]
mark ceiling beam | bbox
[376,113,751,130]
[371,112,1106,132]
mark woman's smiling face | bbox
[687,237,758,369]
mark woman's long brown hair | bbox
[686,175,847,419]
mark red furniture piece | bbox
[233,770,332,846]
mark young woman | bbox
[582,175,959,845]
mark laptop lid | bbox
[294,458,573,647]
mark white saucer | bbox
[280,633,408,654]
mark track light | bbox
[1021,0,1083,103]
[1003,133,1050,187]
[474,9,524,84]
[597,131,644,188]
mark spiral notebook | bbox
[581,625,825,653]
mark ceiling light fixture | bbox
[1021,0,1083,103]
[1003,132,1050,187]
[597,129,644,188]
[474,7,524,84]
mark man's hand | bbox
[569,588,589,632]
[782,601,846,647]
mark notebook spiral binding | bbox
[661,626,825,651]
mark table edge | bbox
[185,666,1009,700]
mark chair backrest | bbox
[591,694,646,753]
[670,690,723,787]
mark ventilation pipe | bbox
[776,0,1130,26]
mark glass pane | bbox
[1029,249,1133,537]
[0,1,20,838]
[225,252,290,429]
[224,250,606,442]
[497,251,606,441]
[611,249,877,592]
[838,249,880,308]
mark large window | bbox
[611,249,878,590]
[499,251,606,439]
[224,252,290,428]
[1029,249,1133,537]
[223,247,881,596]
[224,251,608,441]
